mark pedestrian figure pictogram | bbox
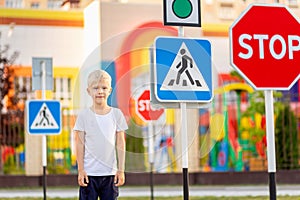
[36,106,54,127]
[161,42,209,91]
[30,103,59,130]
[175,48,194,85]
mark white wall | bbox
[99,2,232,74]
[0,25,84,67]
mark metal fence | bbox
[0,91,299,174]
[0,110,25,174]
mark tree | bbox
[0,44,19,112]
[0,35,20,173]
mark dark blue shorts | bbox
[79,175,119,200]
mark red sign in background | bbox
[136,90,164,121]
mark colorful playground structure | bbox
[201,76,271,172]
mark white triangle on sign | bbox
[160,42,209,91]
[30,103,59,129]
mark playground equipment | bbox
[209,82,254,171]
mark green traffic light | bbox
[172,0,193,19]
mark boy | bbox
[73,69,128,200]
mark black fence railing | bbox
[0,110,25,174]
[0,93,299,175]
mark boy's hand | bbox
[114,171,125,187]
[78,169,89,187]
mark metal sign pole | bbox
[148,120,154,200]
[181,102,189,200]
[41,61,47,200]
[268,0,279,199]
[178,26,189,200]
[264,90,276,200]
[31,57,57,200]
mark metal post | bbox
[41,61,47,200]
[150,163,154,200]
[264,90,276,200]
[180,102,189,200]
[148,120,154,200]
[178,26,189,200]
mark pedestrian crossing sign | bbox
[154,37,213,102]
[26,100,61,135]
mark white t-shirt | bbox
[73,107,128,176]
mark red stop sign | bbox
[136,90,164,121]
[230,4,300,90]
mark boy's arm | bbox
[115,131,126,186]
[74,130,88,187]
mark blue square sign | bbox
[26,100,61,135]
[154,36,213,102]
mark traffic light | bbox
[163,0,201,27]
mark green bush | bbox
[125,118,145,172]
[275,104,299,169]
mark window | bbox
[287,0,298,8]
[5,0,23,8]
[15,76,35,100]
[54,77,72,107]
[218,3,235,20]
[218,0,234,2]
[30,2,40,8]
[48,0,64,9]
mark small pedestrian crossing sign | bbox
[30,103,59,129]
[26,100,61,135]
[154,37,213,102]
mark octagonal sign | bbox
[136,90,164,121]
[230,4,300,90]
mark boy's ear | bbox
[87,88,91,95]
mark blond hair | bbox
[87,69,112,87]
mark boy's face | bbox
[87,78,112,105]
